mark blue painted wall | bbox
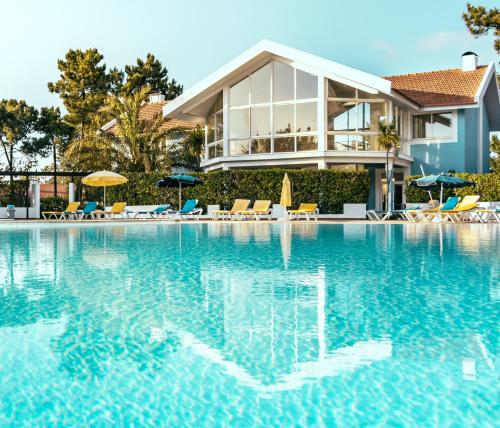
[410,108,481,174]
[482,100,491,172]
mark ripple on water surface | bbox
[0,222,498,426]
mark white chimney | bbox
[149,92,165,103]
[461,52,478,71]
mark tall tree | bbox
[48,48,123,139]
[122,53,183,99]
[101,86,170,172]
[0,99,39,199]
[35,107,74,196]
[463,4,500,53]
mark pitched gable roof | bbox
[385,66,488,107]
[104,100,195,135]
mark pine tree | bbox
[48,48,123,139]
[122,53,183,99]
[463,3,500,53]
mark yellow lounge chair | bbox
[42,201,80,220]
[441,195,480,222]
[213,199,250,220]
[92,202,128,220]
[288,203,318,221]
[236,200,272,220]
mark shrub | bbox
[40,197,68,216]
[100,169,370,213]
[405,173,500,203]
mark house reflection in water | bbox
[0,222,497,391]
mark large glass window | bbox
[328,80,356,98]
[296,102,317,133]
[207,92,223,160]
[229,109,249,139]
[229,139,250,156]
[274,137,295,152]
[251,106,270,137]
[227,60,318,156]
[273,62,294,102]
[327,79,388,151]
[412,112,452,139]
[274,104,294,134]
[296,69,317,99]
[250,63,271,104]
[230,77,249,107]
[251,138,271,154]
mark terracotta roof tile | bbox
[106,100,195,135]
[385,66,487,107]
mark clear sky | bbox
[0,0,498,110]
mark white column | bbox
[317,160,327,170]
[30,180,40,219]
[317,77,326,152]
[204,123,209,161]
[223,86,229,156]
[68,182,75,202]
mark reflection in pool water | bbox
[0,223,498,426]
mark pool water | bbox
[0,222,498,426]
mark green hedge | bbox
[86,169,369,214]
[40,197,69,215]
[405,173,500,203]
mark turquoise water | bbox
[0,222,498,427]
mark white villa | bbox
[163,40,500,210]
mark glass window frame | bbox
[412,111,453,140]
[206,92,224,160]
[227,60,318,156]
[326,82,389,151]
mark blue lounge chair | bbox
[170,199,202,219]
[134,204,171,219]
[76,202,98,220]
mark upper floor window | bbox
[326,80,387,150]
[207,92,223,159]
[412,112,452,140]
[228,61,318,156]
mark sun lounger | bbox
[170,199,202,219]
[470,207,500,223]
[288,203,318,221]
[91,202,128,220]
[417,196,460,222]
[75,202,98,220]
[440,195,480,222]
[213,199,250,220]
[236,200,272,220]
[42,201,80,220]
[133,204,171,219]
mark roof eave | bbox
[164,40,392,119]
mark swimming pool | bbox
[0,222,498,426]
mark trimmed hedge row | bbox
[85,169,370,214]
[405,173,500,203]
[40,196,69,214]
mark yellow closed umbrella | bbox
[82,171,128,207]
[280,173,292,207]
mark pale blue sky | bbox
[0,0,498,110]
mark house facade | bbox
[164,41,500,209]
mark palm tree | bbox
[377,121,400,211]
[101,86,169,172]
